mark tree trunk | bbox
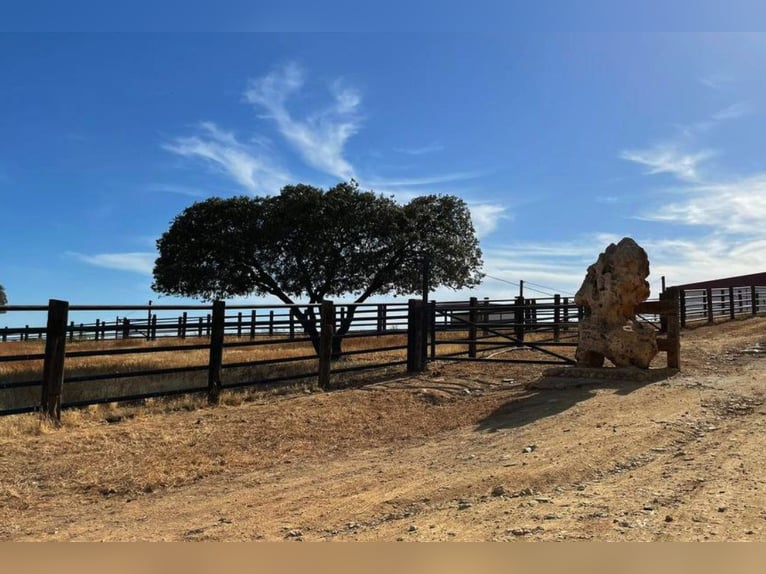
[290,305,321,355]
[332,304,361,360]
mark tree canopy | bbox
[0,284,6,312]
[152,181,483,353]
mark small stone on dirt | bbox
[491,485,507,497]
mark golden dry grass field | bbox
[0,319,765,541]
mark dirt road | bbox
[1,317,765,541]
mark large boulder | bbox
[574,237,658,368]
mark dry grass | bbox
[0,376,510,508]
[0,331,493,382]
[0,329,571,435]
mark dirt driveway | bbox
[1,317,765,541]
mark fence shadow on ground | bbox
[475,368,677,433]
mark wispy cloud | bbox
[478,233,624,296]
[366,170,486,188]
[69,252,155,275]
[164,122,292,195]
[244,62,361,179]
[622,99,753,184]
[393,143,444,156]
[711,101,751,121]
[146,183,208,198]
[620,145,713,182]
[699,74,735,91]
[468,203,508,238]
[639,175,766,235]
[616,93,766,290]
[477,229,766,299]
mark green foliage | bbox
[152,181,484,353]
[154,181,483,303]
[0,284,6,312]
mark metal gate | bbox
[427,296,580,366]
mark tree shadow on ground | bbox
[475,368,677,433]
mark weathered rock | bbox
[574,237,658,369]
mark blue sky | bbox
[3,29,766,324]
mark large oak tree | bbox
[152,181,483,354]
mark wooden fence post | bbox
[664,287,681,369]
[250,310,257,339]
[563,297,569,331]
[659,291,669,333]
[553,294,561,342]
[481,298,490,336]
[514,296,525,345]
[207,300,225,405]
[407,299,425,372]
[381,304,387,333]
[752,285,758,316]
[41,299,69,423]
[706,288,714,323]
[318,300,335,389]
[430,301,437,360]
[289,308,295,340]
[679,289,687,328]
[237,312,243,337]
[122,318,131,339]
[468,296,477,358]
[728,286,735,320]
[269,311,275,337]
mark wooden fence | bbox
[0,290,689,421]
[0,300,413,420]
